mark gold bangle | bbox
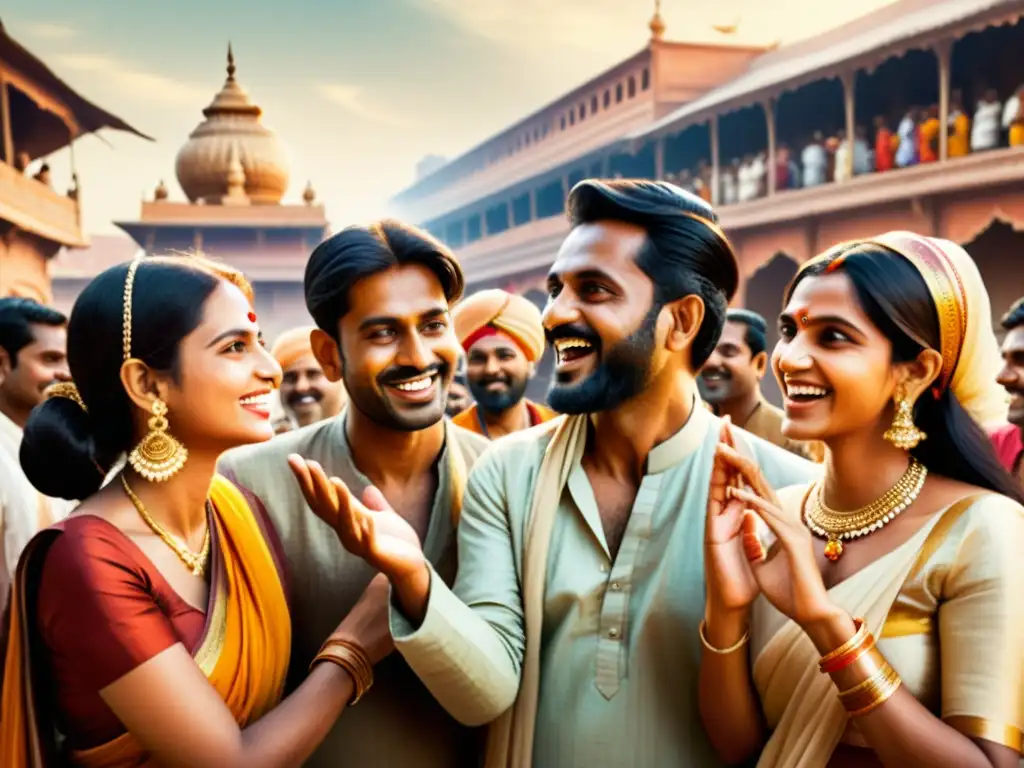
[310,638,374,704]
[818,618,868,673]
[847,674,902,718]
[699,619,750,655]
[838,663,897,708]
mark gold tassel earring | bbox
[883,388,927,450]
[128,398,188,481]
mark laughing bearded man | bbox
[452,289,556,439]
[298,180,820,767]
[219,220,489,767]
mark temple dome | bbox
[175,45,289,205]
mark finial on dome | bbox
[303,180,316,205]
[154,179,168,201]
[221,143,250,206]
[649,0,665,41]
[227,43,236,81]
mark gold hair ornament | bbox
[44,381,86,412]
[123,255,189,481]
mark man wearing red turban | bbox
[452,289,556,439]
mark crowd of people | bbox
[668,84,1024,205]
[0,178,1021,768]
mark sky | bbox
[5,0,896,236]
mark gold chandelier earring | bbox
[883,387,927,450]
[128,397,188,482]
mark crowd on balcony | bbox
[666,83,1024,206]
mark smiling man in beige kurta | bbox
[315,181,819,767]
[220,221,489,767]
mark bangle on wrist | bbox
[818,617,872,674]
[833,644,903,717]
[310,637,374,704]
[699,619,750,655]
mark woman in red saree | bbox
[1,254,391,767]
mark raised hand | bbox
[715,444,835,628]
[287,455,426,582]
[705,417,760,613]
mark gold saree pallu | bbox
[0,475,291,768]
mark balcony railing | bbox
[0,161,85,247]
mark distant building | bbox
[0,19,148,303]
[110,46,328,341]
[389,0,1024,405]
[415,154,448,181]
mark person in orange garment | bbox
[947,91,971,158]
[873,115,896,172]
[451,289,556,439]
[918,104,941,163]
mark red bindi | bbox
[248,311,257,323]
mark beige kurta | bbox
[390,404,820,767]
[219,413,489,768]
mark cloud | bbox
[314,83,407,127]
[411,0,629,54]
[23,22,77,40]
[54,54,211,107]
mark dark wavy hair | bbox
[0,298,66,365]
[20,255,254,501]
[790,244,1023,504]
[305,219,465,343]
[567,179,739,369]
[726,308,768,357]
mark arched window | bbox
[616,83,624,103]
[628,76,636,98]
[603,89,611,108]
[560,116,566,130]
[591,95,599,113]
[641,68,650,91]
[579,103,586,121]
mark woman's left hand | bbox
[715,444,836,628]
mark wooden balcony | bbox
[0,161,86,247]
[455,145,1024,285]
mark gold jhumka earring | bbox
[127,397,188,481]
[123,255,188,481]
[883,387,927,450]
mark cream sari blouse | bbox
[750,485,1024,768]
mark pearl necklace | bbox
[804,459,927,562]
[121,476,211,577]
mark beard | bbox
[469,374,529,413]
[547,305,660,415]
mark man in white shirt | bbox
[0,298,72,611]
[972,89,1002,151]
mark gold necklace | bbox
[804,458,927,562]
[121,476,211,577]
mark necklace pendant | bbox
[824,537,844,562]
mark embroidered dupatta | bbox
[0,475,291,768]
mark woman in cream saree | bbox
[700,232,1024,768]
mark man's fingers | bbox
[288,454,318,506]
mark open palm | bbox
[288,456,426,580]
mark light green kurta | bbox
[219,413,489,768]
[391,403,819,767]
